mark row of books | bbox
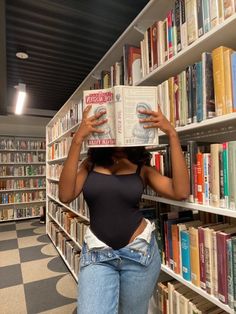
[0,138,46,150]
[147,140,236,210]
[48,136,73,161]
[0,178,46,190]
[47,221,81,277]
[47,102,83,143]
[154,46,236,127]
[48,201,87,246]
[48,183,90,220]
[0,165,46,177]
[0,152,45,163]
[0,190,46,204]
[90,1,236,90]
[0,206,42,220]
[140,0,236,79]
[157,280,228,314]
[156,207,236,307]
[47,164,63,180]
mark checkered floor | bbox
[0,219,77,314]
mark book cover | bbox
[223,0,235,19]
[83,86,158,147]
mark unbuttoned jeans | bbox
[77,232,161,314]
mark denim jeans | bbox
[77,232,161,314]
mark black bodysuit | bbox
[82,165,144,249]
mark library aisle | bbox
[0,219,77,314]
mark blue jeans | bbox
[77,232,161,314]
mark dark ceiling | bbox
[3,0,149,115]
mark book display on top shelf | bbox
[45,1,236,313]
[0,137,46,222]
[83,85,159,147]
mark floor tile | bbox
[0,238,18,251]
[21,256,67,284]
[40,243,58,257]
[0,248,20,267]
[0,222,16,232]
[0,230,17,241]
[0,284,27,314]
[17,234,45,248]
[39,302,77,314]
[19,244,52,263]
[0,264,23,288]
[24,275,76,314]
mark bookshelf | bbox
[46,0,236,312]
[0,136,46,222]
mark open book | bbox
[83,85,159,147]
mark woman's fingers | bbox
[90,110,106,121]
[92,119,107,126]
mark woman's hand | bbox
[73,105,107,144]
[139,105,175,136]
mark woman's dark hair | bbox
[87,147,151,167]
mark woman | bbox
[59,105,190,314]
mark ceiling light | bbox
[15,83,26,115]
[16,51,29,59]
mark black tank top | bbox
[82,165,144,249]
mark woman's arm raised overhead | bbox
[140,106,190,201]
[58,105,107,203]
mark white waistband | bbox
[84,219,156,250]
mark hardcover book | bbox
[83,86,159,147]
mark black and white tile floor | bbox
[0,219,77,314]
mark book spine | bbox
[231,52,236,111]
[203,153,210,206]
[190,227,200,286]
[210,143,220,207]
[180,0,188,49]
[224,49,233,114]
[212,231,218,298]
[174,0,182,52]
[196,61,203,122]
[188,141,198,203]
[192,63,197,122]
[227,238,234,309]
[232,237,236,312]
[197,0,204,37]
[186,0,198,44]
[219,145,225,208]
[172,224,180,273]
[181,230,191,281]
[202,0,211,33]
[186,66,193,124]
[167,10,174,59]
[212,46,227,116]
[223,142,229,208]
[198,226,206,290]
[210,0,220,27]
[197,152,204,204]
[228,141,236,210]
[217,232,230,304]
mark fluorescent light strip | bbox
[15,91,26,115]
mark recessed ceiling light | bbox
[16,51,29,59]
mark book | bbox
[83,86,159,147]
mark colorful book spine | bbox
[196,61,203,122]
[181,229,191,281]
[202,0,211,33]
[231,52,236,111]
[223,142,229,209]
[227,238,234,309]
[198,226,206,290]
